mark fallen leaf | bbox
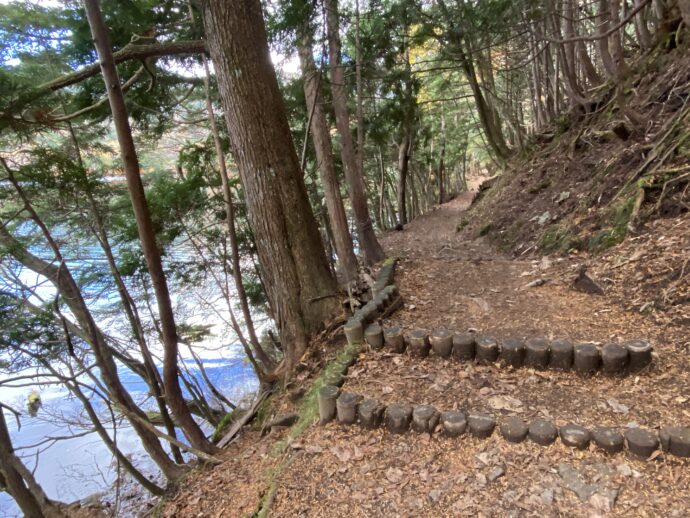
[385,467,404,484]
[330,446,352,463]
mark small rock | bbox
[616,463,632,477]
[572,265,604,295]
[533,210,552,225]
[428,489,443,503]
[558,463,596,502]
[607,399,630,414]
[488,466,505,482]
[541,488,554,505]
[589,490,618,512]
[555,191,570,204]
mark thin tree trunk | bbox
[0,409,60,518]
[64,120,186,464]
[83,0,216,455]
[634,0,653,50]
[0,225,187,481]
[201,0,340,374]
[597,0,620,80]
[609,0,628,77]
[297,23,359,283]
[201,57,276,374]
[355,0,366,206]
[377,146,387,229]
[397,131,411,225]
[438,111,446,204]
[324,0,385,264]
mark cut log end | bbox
[336,392,361,425]
[411,404,440,433]
[660,426,690,458]
[343,319,364,345]
[358,399,385,429]
[385,403,413,434]
[440,410,467,437]
[475,335,499,364]
[624,427,659,459]
[528,419,558,446]
[384,325,406,353]
[573,343,601,376]
[365,323,384,350]
[550,339,573,370]
[500,337,526,368]
[559,423,591,450]
[601,343,629,375]
[592,427,624,454]
[525,337,550,369]
[468,412,496,438]
[500,416,529,443]
[452,332,476,361]
[430,329,453,358]
[318,385,340,424]
[625,340,653,372]
[407,330,431,358]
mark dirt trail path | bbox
[269,195,690,517]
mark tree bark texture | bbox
[325,0,386,265]
[201,0,340,373]
[297,24,359,283]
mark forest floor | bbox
[162,192,689,518]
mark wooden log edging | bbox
[317,386,690,460]
[344,258,404,347]
[379,326,654,377]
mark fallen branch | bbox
[655,172,690,214]
[217,389,272,448]
[613,101,690,201]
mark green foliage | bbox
[0,292,66,373]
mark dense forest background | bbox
[1,0,689,516]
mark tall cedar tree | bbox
[200,0,340,374]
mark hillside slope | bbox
[462,44,688,253]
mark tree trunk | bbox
[397,130,411,225]
[297,24,359,283]
[438,111,446,204]
[200,0,340,373]
[609,0,628,77]
[324,0,386,264]
[67,123,186,465]
[597,0,620,80]
[83,0,216,455]
[0,410,52,518]
[679,0,690,27]
[634,0,653,50]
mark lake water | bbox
[0,349,258,517]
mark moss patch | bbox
[254,341,363,517]
[587,196,635,252]
[456,219,469,232]
[476,223,493,237]
[540,225,576,254]
[211,410,238,443]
